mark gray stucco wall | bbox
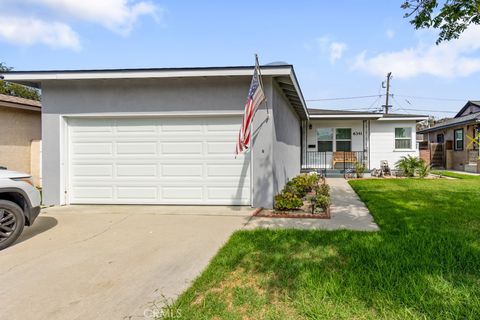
[251,78,274,208]
[271,83,301,195]
[41,76,298,208]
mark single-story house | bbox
[418,100,480,173]
[0,93,42,186]
[3,65,427,208]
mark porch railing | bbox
[302,151,368,176]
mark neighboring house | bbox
[3,65,426,208]
[418,100,480,173]
[0,94,42,186]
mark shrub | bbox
[309,194,331,214]
[284,173,319,198]
[354,162,365,178]
[315,183,330,197]
[417,160,431,178]
[274,192,303,211]
[395,155,423,177]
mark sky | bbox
[0,0,479,118]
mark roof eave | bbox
[378,116,429,121]
[309,114,382,119]
[1,65,294,88]
[418,119,480,134]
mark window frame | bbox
[394,127,413,150]
[454,128,464,151]
[335,128,352,152]
[317,128,333,152]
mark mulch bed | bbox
[253,206,331,219]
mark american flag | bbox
[236,63,265,155]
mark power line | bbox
[392,96,411,114]
[307,106,376,111]
[306,94,383,102]
[394,94,466,102]
[397,108,457,114]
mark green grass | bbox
[163,178,480,320]
[431,170,480,180]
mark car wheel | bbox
[0,200,25,250]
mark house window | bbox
[437,134,444,143]
[317,128,333,152]
[335,128,352,152]
[395,127,412,149]
[454,129,464,151]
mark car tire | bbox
[0,200,25,250]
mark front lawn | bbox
[163,178,480,319]
[431,170,480,180]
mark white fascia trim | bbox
[3,67,292,82]
[378,117,429,121]
[309,114,382,119]
[61,111,245,118]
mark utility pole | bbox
[383,72,392,114]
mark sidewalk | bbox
[244,178,379,231]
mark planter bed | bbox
[254,207,331,219]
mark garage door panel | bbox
[69,119,114,133]
[206,164,249,177]
[115,119,158,133]
[72,187,113,200]
[116,164,158,177]
[162,164,203,177]
[207,187,250,201]
[161,142,203,155]
[117,187,158,200]
[72,164,113,177]
[162,187,203,200]
[68,116,250,205]
[116,142,157,155]
[162,119,203,132]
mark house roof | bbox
[454,100,480,118]
[0,93,41,112]
[418,112,480,134]
[307,108,428,121]
[1,65,308,120]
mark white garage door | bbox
[67,116,251,205]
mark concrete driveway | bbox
[0,205,253,320]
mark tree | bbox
[401,0,480,44]
[0,62,41,101]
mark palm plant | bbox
[395,155,422,177]
[417,160,431,178]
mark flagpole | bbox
[255,54,269,116]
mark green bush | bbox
[395,155,423,177]
[274,192,303,211]
[315,183,330,197]
[284,173,319,198]
[309,194,331,214]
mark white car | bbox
[0,169,41,250]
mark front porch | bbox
[302,151,368,177]
[301,118,371,176]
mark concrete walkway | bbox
[244,178,379,231]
